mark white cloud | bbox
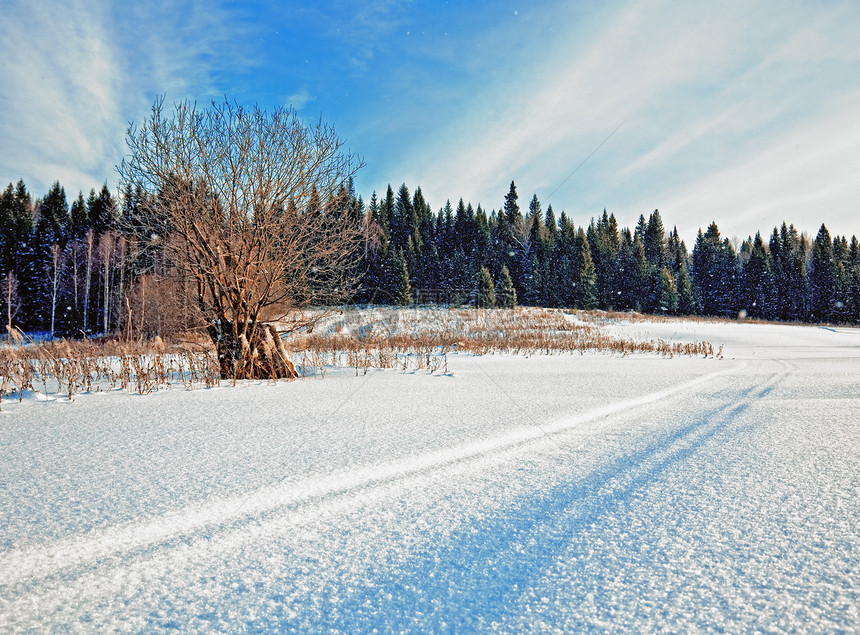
[0,0,258,198]
[399,0,760,209]
[286,89,315,111]
[397,0,860,243]
[659,101,860,243]
[0,0,123,196]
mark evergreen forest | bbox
[2,178,859,339]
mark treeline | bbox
[355,181,860,323]
[1,178,859,339]
[0,179,171,338]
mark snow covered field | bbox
[1,317,859,632]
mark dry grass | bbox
[1,307,718,404]
[286,307,718,375]
[0,331,219,406]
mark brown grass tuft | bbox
[1,307,717,404]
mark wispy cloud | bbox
[286,89,315,111]
[393,0,860,241]
[3,0,858,245]
[0,0,259,197]
[0,0,123,196]
[659,99,860,243]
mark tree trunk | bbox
[84,231,93,333]
[208,318,297,380]
[50,244,60,338]
[72,242,79,324]
[5,271,15,342]
[102,237,112,334]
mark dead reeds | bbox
[0,335,219,406]
[285,307,718,376]
[1,307,718,405]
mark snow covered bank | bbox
[1,318,858,631]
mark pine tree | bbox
[544,204,557,241]
[643,209,668,269]
[810,224,835,322]
[742,232,773,319]
[37,181,70,249]
[657,266,679,314]
[396,249,413,306]
[576,228,597,309]
[497,264,516,308]
[476,266,496,308]
[691,222,737,317]
[674,248,696,315]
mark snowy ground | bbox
[1,317,859,632]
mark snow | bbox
[1,317,859,631]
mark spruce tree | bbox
[810,224,835,322]
[691,222,737,317]
[88,184,117,236]
[503,181,520,226]
[851,262,860,324]
[37,181,70,249]
[380,185,396,244]
[657,266,679,314]
[742,232,773,319]
[772,223,809,321]
[832,235,852,322]
[553,212,578,308]
[10,181,39,330]
[577,228,598,309]
[0,184,15,278]
[643,209,668,269]
[629,237,649,311]
[544,204,557,240]
[69,192,88,242]
[592,210,621,308]
[497,264,516,308]
[396,250,413,306]
[674,248,696,315]
[476,266,496,308]
[393,183,414,251]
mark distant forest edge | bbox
[1,178,859,338]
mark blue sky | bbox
[2,0,859,244]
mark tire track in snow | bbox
[317,365,790,632]
[0,364,743,590]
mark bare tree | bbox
[3,272,21,342]
[100,232,113,335]
[48,244,62,337]
[117,97,363,379]
[83,229,94,333]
